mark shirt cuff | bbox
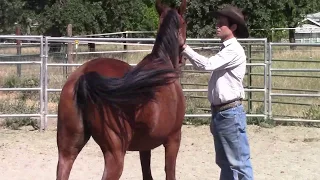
[182,44,198,59]
[181,45,191,55]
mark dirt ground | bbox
[0,124,320,180]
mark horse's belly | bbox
[127,133,165,151]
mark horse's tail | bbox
[73,65,178,118]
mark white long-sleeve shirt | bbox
[181,37,246,105]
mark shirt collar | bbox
[222,37,237,47]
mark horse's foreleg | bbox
[101,150,125,180]
[163,130,182,180]
[56,117,90,180]
[139,150,153,180]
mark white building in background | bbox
[295,12,320,43]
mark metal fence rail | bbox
[0,35,46,130]
[1,35,320,131]
[268,42,320,123]
[40,37,268,128]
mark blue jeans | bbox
[210,104,253,180]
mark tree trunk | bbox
[288,28,296,50]
[67,24,74,76]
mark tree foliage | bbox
[37,0,107,36]
[0,0,25,34]
[184,0,221,38]
[0,0,319,41]
[101,0,152,33]
[281,0,319,42]
[185,0,320,40]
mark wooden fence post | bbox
[66,24,73,77]
[16,25,21,77]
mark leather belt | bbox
[211,99,242,113]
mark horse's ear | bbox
[155,0,164,15]
[178,0,187,15]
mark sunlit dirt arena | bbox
[0,123,320,180]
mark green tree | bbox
[281,0,319,43]
[231,0,285,39]
[184,0,222,38]
[183,0,320,41]
[32,0,160,36]
[228,0,320,41]
[23,0,55,14]
[2,0,319,41]
[101,0,153,33]
[141,5,159,32]
[36,0,106,36]
[0,0,24,34]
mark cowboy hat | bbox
[212,5,249,38]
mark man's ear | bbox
[230,24,237,32]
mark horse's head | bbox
[156,0,187,42]
[155,0,187,68]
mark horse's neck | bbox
[152,42,178,69]
[137,53,172,70]
[136,54,157,69]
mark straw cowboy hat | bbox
[213,5,249,38]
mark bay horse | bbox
[56,0,187,180]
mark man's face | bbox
[215,16,235,40]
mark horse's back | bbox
[60,57,131,97]
[84,58,132,77]
[58,57,131,119]
[69,58,131,80]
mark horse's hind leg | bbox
[100,150,125,180]
[164,130,182,180]
[56,110,91,180]
[139,150,153,180]
[99,146,125,180]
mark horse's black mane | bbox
[151,9,180,66]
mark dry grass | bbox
[1,42,320,127]
[0,46,40,55]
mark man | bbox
[179,5,254,180]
